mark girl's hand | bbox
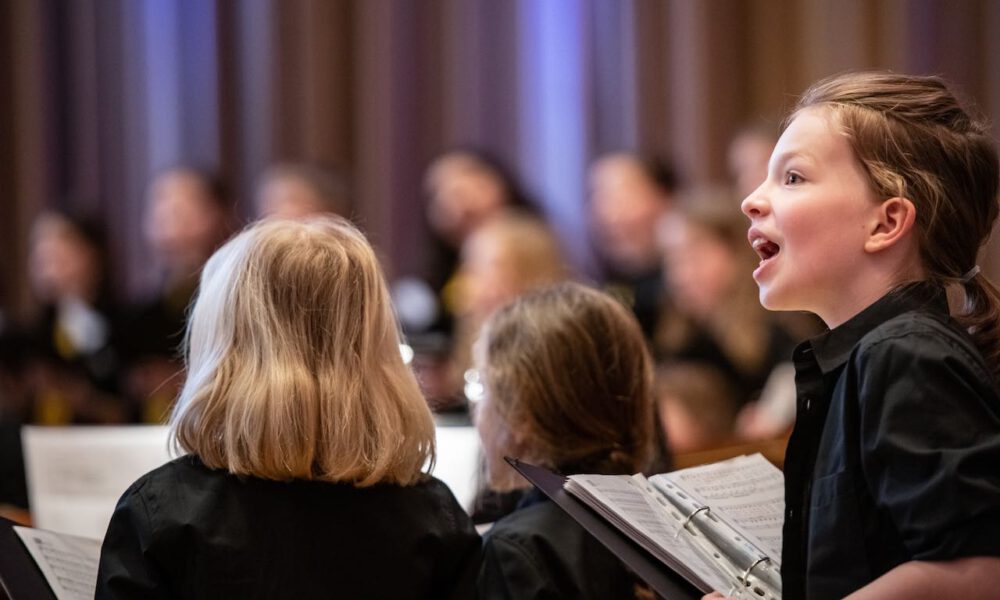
[702,593,729,600]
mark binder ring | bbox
[740,555,771,585]
[681,505,710,530]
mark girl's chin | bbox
[757,285,790,312]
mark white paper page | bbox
[652,454,784,561]
[23,425,175,539]
[566,473,733,593]
[13,526,101,600]
[430,425,481,511]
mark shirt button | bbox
[802,397,811,411]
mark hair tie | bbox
[961,265,981,283]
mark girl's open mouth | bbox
[752,237,780,262]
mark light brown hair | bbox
[795,71,1000,375]
[656,189,771,376]
[171,216,435,486]
[480,282,653,474]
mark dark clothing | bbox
[0,421,27,509]
[97,455,481,600]
[25,304,123,397]
[602,267,663,341]
[478,488,636,600]
[116,279,195,363]
[782,283,1000,600]
[665,317,797,407]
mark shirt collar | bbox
[806,282,949,374]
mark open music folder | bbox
[507,453,785,600]
[0,515,87,600]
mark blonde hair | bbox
[170,216,435,486]
[462,209,569,298]
[481,282,653,474]
[794,72,1000,375]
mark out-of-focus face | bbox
[741,107,878,327]
[144,171,227,274]
[426,155,506,247]
[660,216,738,322]
[29,219,100,303]
[459,229,518,322]
[728,131,776,200]
[589,155,670,275]
[256,175,328,220]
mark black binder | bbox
[0,517,57,600]
[506,457,703,600]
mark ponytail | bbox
[958,271,1000,382]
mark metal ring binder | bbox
[681,505,710,531]
[740,555,771,585]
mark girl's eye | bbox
[784,172,804,185]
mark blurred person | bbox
[424,149,534,251]
[97,216,481,599]
[396,149,537,337]
[254,162,350,220]
[0,210,125,517]
[588,152,679,338]
[655,190,798,444]
[457,210,570,328]
[436,210,569,409]
[396,150,539,413]
[727,123,778,200]
[656,363,740,454]
[21,210,125,424]
[451,210,570,524]
[475,282,655,599]
[118,166,233,423]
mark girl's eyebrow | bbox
[768,150,816,174]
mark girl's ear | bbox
[864,197,917,253]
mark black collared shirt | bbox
[478,488,638,599]
[782,283,1000,600]
[97,455,481,599]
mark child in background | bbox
[254,162,350,220]
[656,192,797,408]
[119,166,233,423]
[97,217,480,599]
[588,152,679,338]
[24,210,125,424]
[719,72,1000,599]
[475,282,654,599]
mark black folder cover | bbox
[0,517,57,600]
[505,457,703,600]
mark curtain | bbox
[2,0,999,318]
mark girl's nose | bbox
[741,185,769,218]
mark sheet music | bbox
[430,425,481,511]
[23,425,175,538]
[566,473,733,593]
[650,454,784,561]
[13,526,100,600]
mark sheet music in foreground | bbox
[565,473,734,593]
[13,526,101,600]
[650,454,785,561]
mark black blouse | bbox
[782,283,1000,599]
[478,488,637,600]
[97,455,481,600]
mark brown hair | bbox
[171,216,435,486]
[656,188,771,376]
[480,282,653,474]
[794,72,1000,375]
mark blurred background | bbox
[1,0,999,523]
[2,0,998,310]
